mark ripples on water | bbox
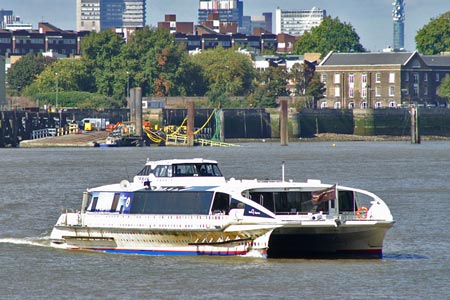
[1,142,450,299]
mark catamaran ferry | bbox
[50,158,394,258]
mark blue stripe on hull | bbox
[90,248,249,257]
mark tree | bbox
[294,16,365,57]
[120,27,198,98]
[250,66,289,108]
[289,62,315,96]
[6,53,55,92]
[81,30,125,98]
[416,11,450,55]
[24,59,95,95]
[190,47,256,104]
[438,74,450,99]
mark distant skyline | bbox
[1,0,448,51]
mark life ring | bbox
[356,206,368,220]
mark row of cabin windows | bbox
[322,72,444,84]
[248,191,357,214]
[136,163,223,178]
[87,191,242,215]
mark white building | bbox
[76,0,146,32]
[275,7,326,36]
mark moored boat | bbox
[50,158,394,258]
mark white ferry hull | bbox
[50,219,275,258]
[268,222,393,258]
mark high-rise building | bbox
[76,0,146,32]
[392,0,405,50]
[275,7,326,36]
[198,0,243,27]
[0,9,13,29]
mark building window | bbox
[389,86,395,97]
[349,87,354,98]
[348,74,354,83]
[389,102,397,108]
[320,101,328,109]
[424,87,428,96]
[405,73,409,81]
[389,73,395,83]
[375,102,382,108]
[334,86,340,97]
[413,86,419,96]
[375,86,381,97]
[361,101,367,109]
[321,74,327,83]
[375,73,381,83]
[362,87,367,98]
[413,73,419,84]
[362,73,367,84]
[348,102,355,109]
[334,102,341,109]
[436,73,440,82]
[424,73,428,82]
[334,73,340,84]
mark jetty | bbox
[19,131,108,148]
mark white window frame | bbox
[389,86,395,97]
[375,86,381,97]
[334,73,340,84]
[375,101,382,108]
[361,101,367,109]
[389,73,395,83]
[334,102,341,109]
[349,87,354,98]
[320,101,328,109]
[348,102,355,109]
[375,73,381,83]
[334,86,340,97]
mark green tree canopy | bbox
[248,66,289,108]
[6,53,55,92]
[438,74,450,99]
[81,29,125,98]
[24,59,95,95]
[190,47,256,104]
[416,11,450,55]
[294,16,365,57]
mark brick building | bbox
[316,51,450,109]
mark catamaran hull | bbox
[50,225,272,258]
[268,222,393,258]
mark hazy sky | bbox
[1,0,448,51]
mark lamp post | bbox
[126,71,130,101]
[55,72,59,110]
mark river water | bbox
[1,141,449,299]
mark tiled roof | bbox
[421,55,450,67]
[320,52,414,66]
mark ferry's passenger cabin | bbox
[133,159,226,187]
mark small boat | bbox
[50,159,394,258]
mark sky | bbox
[1,0,448,51]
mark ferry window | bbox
[154,165,169,177]
[131,191,214,215]
[211,192,230,214]
[137,165,152,176]
[195,163,223,177]
[110,193,120,212]
[249,192,275,212]
[173,164,196,176]
[230,198,245,209]
[89,196,98,211]
[338,191,355,212]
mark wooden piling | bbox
[410,105,420,144]
[187,101,195,147]
[129,88,136,125]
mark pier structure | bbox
[0,109,72,147]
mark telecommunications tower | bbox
[392,0,405,50]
